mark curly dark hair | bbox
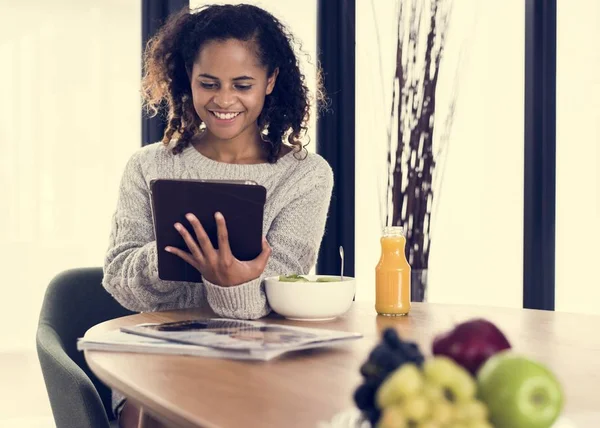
[141,3,325,163]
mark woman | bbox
[102,4,334,427]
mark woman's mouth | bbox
[209,111,242,124]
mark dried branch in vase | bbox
[384,0,455,271]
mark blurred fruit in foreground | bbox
[477,351,563,428]
[432,319,511,376]
[357,330,500,427]
[374,358,490,427]
[377,406,406,428]
[354,328,425,425]
[376,363,424,408]
[423,357,476,403]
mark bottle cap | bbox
[382,226,405,237]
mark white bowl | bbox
[265,275,356,321]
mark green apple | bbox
[477,351,563,428]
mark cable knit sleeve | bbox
[102,150,204,312]
[203,158,334,319]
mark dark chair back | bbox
[36,267,135,428]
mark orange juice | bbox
[375,226,411,316]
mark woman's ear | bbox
[266,68,279,95]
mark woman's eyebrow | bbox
[198,73,255,81]
[232,75,255,81]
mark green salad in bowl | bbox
[278,274,340,283]
[265,274,356,321]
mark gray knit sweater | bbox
[103,141,333,318]
[104,141,333,416]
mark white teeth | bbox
[213,111,240,120]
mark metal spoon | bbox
[339,245,345,281]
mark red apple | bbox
[432,318,511,376]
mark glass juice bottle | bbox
[375,226,411,316]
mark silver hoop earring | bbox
[260,128,270,143]
[197,123,207,135]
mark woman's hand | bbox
[165,212,271,287]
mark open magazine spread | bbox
[78,318,363,361]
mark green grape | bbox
[423,357,476,403]
[428,399,454,426]
[417,421,442,428]
[422,383,444,403]
[401,396,430,422]
[376,363,424,408]
[454,399,489,422]
[466,421,494,428]
[377,406,407,428]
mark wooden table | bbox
[83,302,600,428]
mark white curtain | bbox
[0,0,141,350]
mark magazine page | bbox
[77,330,279,361]
[120,318,362,353]
[79,327,362,361]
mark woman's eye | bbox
[200,82,217,89]
[235,85,252,91]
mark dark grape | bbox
[382,327,403,350]
[362,407,381,425]
[360,361,383,380]
[368,344,406,372]
[353,330,426,426]
[359,368,385,392]
[400,341,425,366]
[353,382,376,410]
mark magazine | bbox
[78,318,362,361]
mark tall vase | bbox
[411,269,428,302]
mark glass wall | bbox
[556,0,600,315]
[356,0,524,307]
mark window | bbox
[555,0,600,315]
[356,1,524,307]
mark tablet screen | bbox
[150,179,267,282]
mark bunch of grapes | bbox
[354,329,492,427]
[353,328,425,425]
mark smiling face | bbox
[189,38,278,143]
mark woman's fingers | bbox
[165,246,200,271]
[173,214,271,284]
[215,212,234,265]
[185,214,216,261]
[253,237,272,273]
[174,222,204,263]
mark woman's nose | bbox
[213,90,236,108]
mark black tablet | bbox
[150,179,267,282]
